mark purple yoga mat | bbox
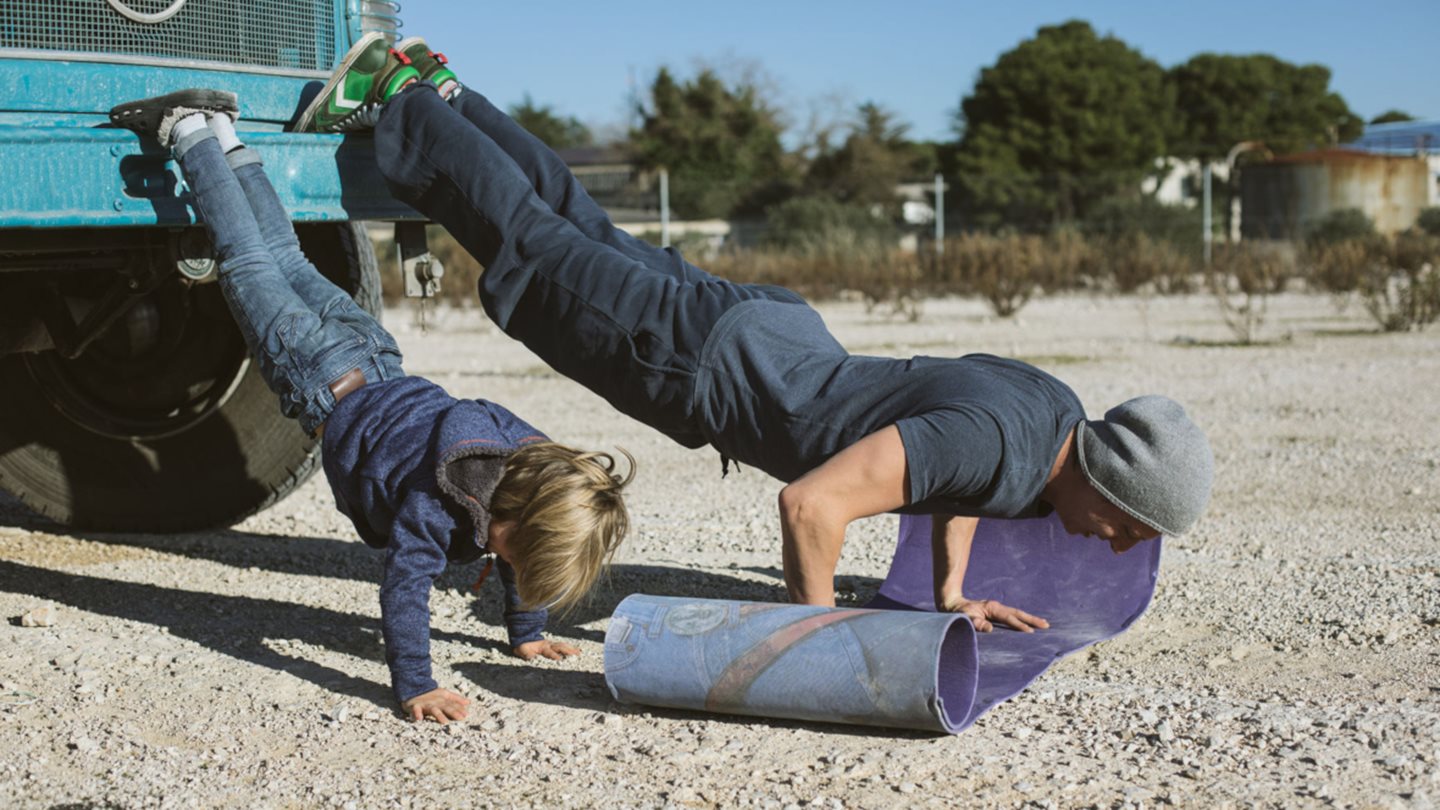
[603,512,1161,733]
[867,512,1162,730]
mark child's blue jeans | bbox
[174,129,403,435]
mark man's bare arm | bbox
[930,513,1050,632]
[777,426,909,606]
[931,513,979,610]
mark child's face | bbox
[487,518,519,569]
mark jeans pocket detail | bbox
[277,313,368,379]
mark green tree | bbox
[1168,54,1362,159]
[1370,109,1416,125]
[508,94,592,149]
[807,102,918,210]
[630,67,789,219]
[950,20,1174,228]
[761,195,898,253]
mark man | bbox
[296,34,1214,631]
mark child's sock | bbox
[207,111,244,153]
[169,112,208,145]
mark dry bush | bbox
[1376,231,1440,331]
[1100,234,1198,294]
[708,237,924,319]
[1208,244,1293,344]
[1033,229,1098,291]
[1305,234,1440,332]
[931,234,1050,318]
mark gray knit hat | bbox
[1075,395,1214,536]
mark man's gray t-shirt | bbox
[695,300,1085,518]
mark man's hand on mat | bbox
[514,639,581,661]
[942,597,1050,633]
[401,687,470,724]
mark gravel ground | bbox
[1,291,1436,809]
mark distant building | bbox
[1241,149,1430,239]
[1238,121,1440,240]
[1144,157,1229,208]
[556,145,656,223]
[1346,118,1440,211]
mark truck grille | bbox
[0,0,344,72]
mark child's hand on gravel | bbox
[401,687,470,724]
[514,638,580,661]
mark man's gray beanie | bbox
[1075,395,1214,536]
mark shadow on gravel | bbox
[455,658,930,739]
[528,564,882,645]
[0,557,460,709]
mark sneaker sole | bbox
[294,31,385,133]
[109,89,239,134]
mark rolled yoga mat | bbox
[603,512,1162,733]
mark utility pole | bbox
[1202,164,1212,266]
[934,173,945,256]
[660,168,670,249]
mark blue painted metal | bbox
[0,57,325,125]
[0,2,427,232]
[0,124,418,228]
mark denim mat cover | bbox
[604,512,1161,733]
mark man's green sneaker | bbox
[394,36,462,100]
[294,31,420,132]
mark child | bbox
[107,87,634,725]
[297,35,1212,632]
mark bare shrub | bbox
[707,239,924,320]
[1208,244,1293,344]
[1305,234,1440,332]
[1035,229,1097,292]
[1101,234,1198,294]
[1376,230,1440,331]
[935,234,1048,318]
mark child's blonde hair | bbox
[490,442,635,612]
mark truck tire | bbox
[0,222,382,532]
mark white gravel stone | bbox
[17,605,56,628]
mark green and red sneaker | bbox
[394,36,462,100]
[294,31,420,133]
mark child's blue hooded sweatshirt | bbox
[320,375,550,702]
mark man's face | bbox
[1056,485,1162,554]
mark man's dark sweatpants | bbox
[374,84,800,449]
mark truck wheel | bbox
[0,222,382,532]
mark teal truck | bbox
[0,0,433,531]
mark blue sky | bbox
[400,1,1438,144]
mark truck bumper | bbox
[0,124,419,228]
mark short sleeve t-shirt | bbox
[696,300,1085,518]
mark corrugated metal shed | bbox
[1241,149,1431,239]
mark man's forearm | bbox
[773,425,913,607]
[778,489,845,606]
[932,514,979,610]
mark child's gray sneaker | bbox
[109,89,239,148]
